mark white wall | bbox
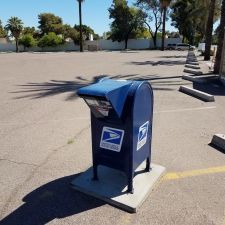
[0,38,8,44]
[97,38,182,50]
[98,40,124,50]
[0,43,16,52]
[0,38,182,52]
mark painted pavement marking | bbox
[154,106,216,114]
[163,165,225,181]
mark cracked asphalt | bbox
[0,50,225,225]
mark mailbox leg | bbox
[145,157,151,172]
[127,175,134,194]
[92,164,99,180]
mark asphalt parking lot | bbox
[0,50,225,225]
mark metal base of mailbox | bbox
[71,162,166,213]
[92,158,151,194]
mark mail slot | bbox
[77,78,154,193]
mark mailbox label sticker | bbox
[137,121,149,151]
[100,127,124,152]
[85,99,112,117]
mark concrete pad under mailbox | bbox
[71,162,166,213]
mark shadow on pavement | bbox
[11,74,186,100]
[193,79,225,96]
[1,174,104,225]
[129,60,185,66]
[157,55,187,59]
[11,75,107,100]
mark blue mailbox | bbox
[77,78,154,193]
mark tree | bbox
[77,0,85,52]
[160,0,171,51]
[74,24,93,40]
[38,13,63,36]
[0,20,7,38]
[19,34,36,51]
[109,0,145,49]
[170,0,196,44]
[187,0,221,45]
[93,33,100,40]
[67,28,80,45]
[103,31,112,40]
[61,24,73,40]
[136,0,162,49]
[170,0,221,45]
[214,0,225,73]
[204,0,216,60]
[135,28,151,39]
[74,24,100,40]
[37,32,64,49]
[5,17,23,52]
[22,27,36,35]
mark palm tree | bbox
[160,0,171,51]
[77,0,84,52]
[5,17,23,52]
[214,0,225,74]
[204,0,216,60]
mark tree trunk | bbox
[125,38,128,50]
[79,0,83,52]
[16,38,19,53]
[161,8,167,51]
[214,0,225,74]
[153,35,157,49]
[204,0,216,61]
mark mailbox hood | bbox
[77,78,133,118]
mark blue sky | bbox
[1,0,177,35]
[0,1,220,35]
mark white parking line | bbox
[154,106,216,114]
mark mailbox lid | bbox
[78,79,133,117]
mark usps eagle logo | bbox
[137,121,149,151]
[100,127,124,152]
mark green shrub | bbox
[37,32,64,48]
[19,34,36,50]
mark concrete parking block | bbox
[185,64,201,70]
[179,85,215,102]
[211,134,225,150]
[182,74,218,83]
[182,74,200,82]
[71,162,166,213]
[186,61,199,65]
[187,56,197,60]
[182,75,196,82]
[187,58,198,62]
[184,68,203,75]
[195,74,219,79]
